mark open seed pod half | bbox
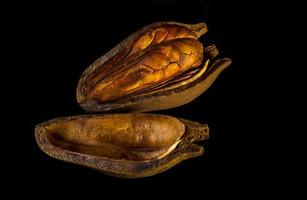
[35,114,208,178]
[77,22,232,112]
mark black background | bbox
[4,0,299,197]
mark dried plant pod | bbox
[35,114,209,178]
[35,21,230,178]
[77,22,231,112]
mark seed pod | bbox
[35,114,209,178]
[77,22,231,112]
[36,21,230,178]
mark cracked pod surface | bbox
[35,114,209,178]
[77,22,232,112]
